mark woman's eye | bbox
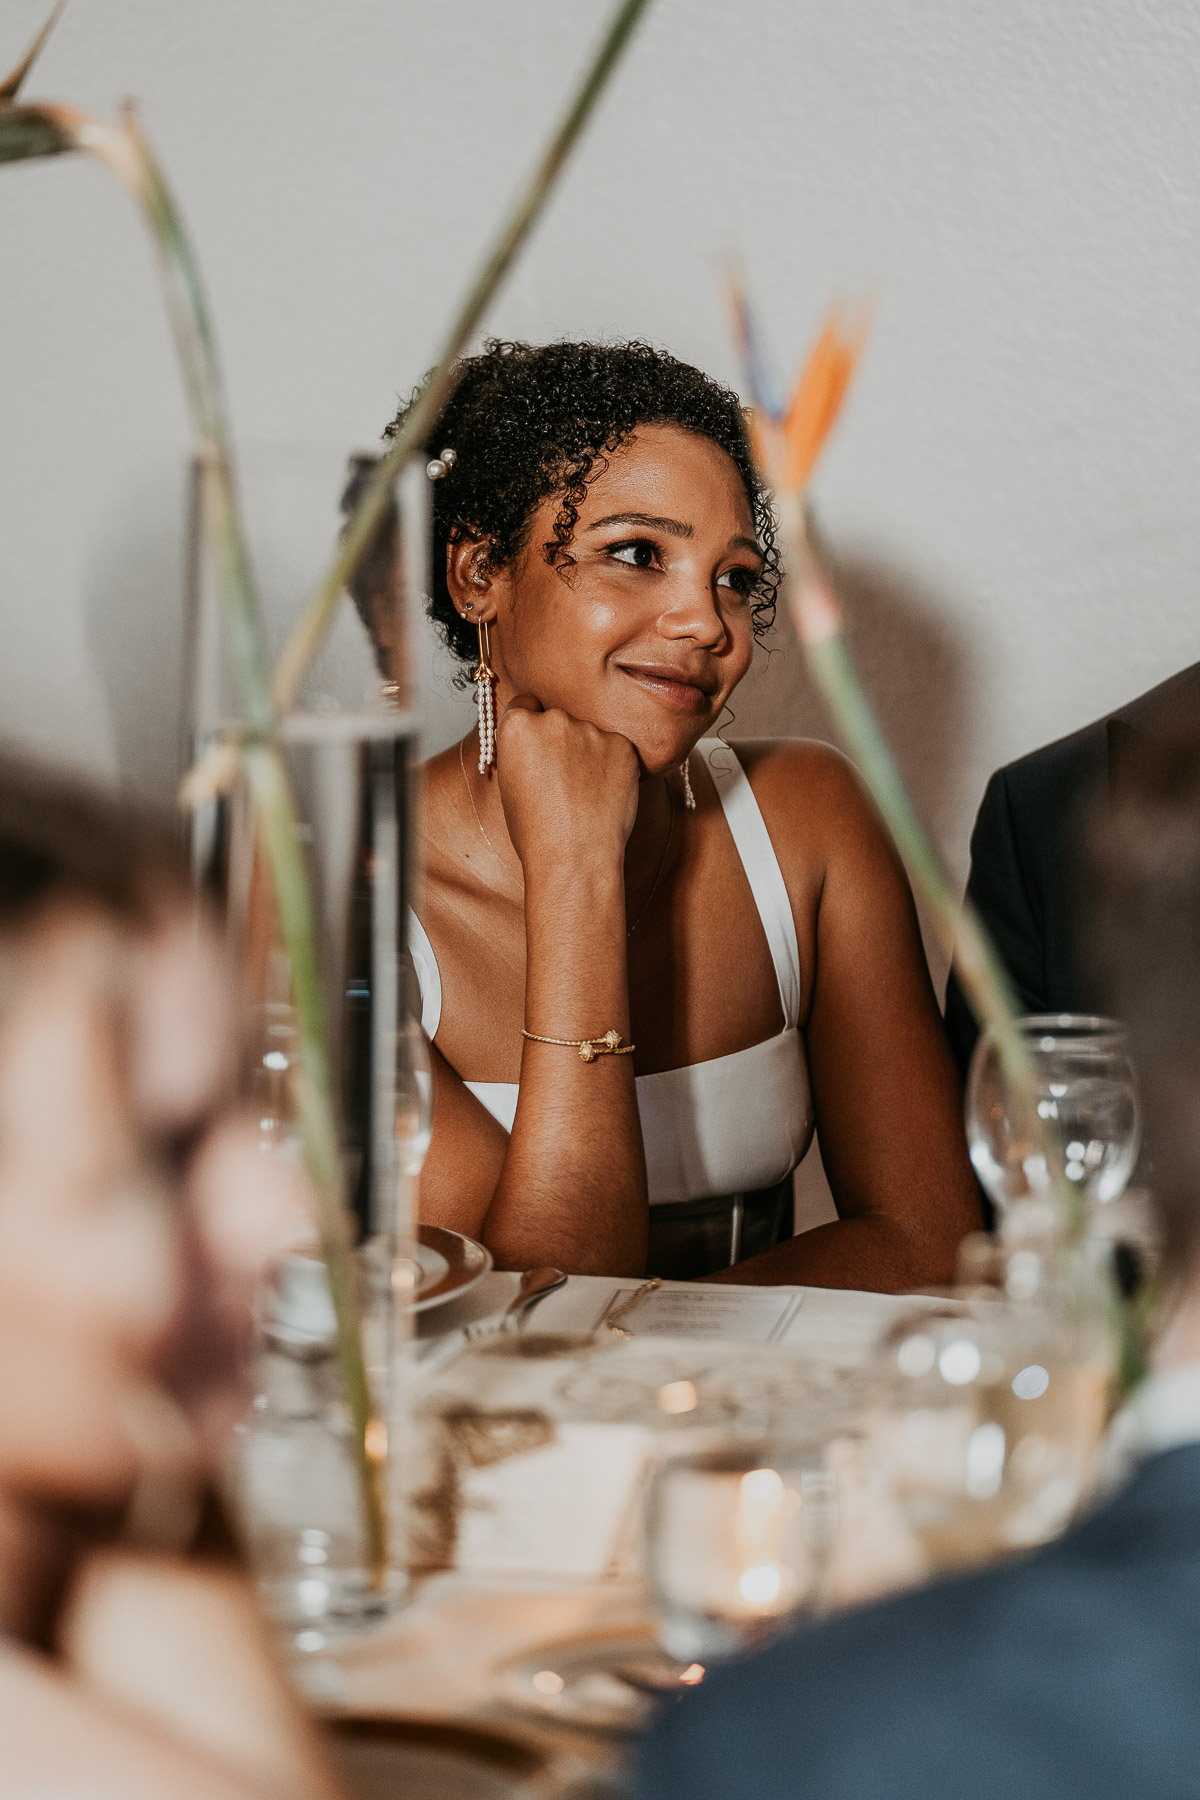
[607,539,658,570]
[717,566,758,599]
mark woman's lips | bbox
[618,665,714,714]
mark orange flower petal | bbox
[778,304,870,493]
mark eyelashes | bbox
[606,538,659,570]
[603,538,761,598]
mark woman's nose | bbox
[656,575,727,648]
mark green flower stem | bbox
[245,743,387,1581]
[781,496,1085,1242]
[0,93,387,1578]
[270,0,653,715]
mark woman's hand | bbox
[495,696,640,877]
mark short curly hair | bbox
[378,338,779,678]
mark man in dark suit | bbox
[944,660,1200,1078]
[635,720,1200,1800]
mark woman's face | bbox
[472,424,762,774]
[0,898,304,1520]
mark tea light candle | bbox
[647,1445,832,1663]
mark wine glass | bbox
[868,1299,1109,1573]
[965,1014,1141,1219]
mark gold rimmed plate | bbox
[329,1716,554,1800]
[409,1223,493,1313]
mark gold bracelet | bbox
[522,1027,635,1064]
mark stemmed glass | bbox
[965,1014,1141,1221]
[867,1299,1110,1574]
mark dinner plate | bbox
[329,1717,554,1799]
[410,1223,494,1313]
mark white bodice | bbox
[410,739,815,1207]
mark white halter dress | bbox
[409,738,816,1276]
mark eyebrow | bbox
[588,511,694,538]
[588,512,764,561]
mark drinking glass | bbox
[645,1438,836,1663]
[966,1014,1141,1219]
[868,1299,1109,1573]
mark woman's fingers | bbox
[499,692,543,720]
[495,704,641,871]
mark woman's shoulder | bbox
[416,739,469,856]
[719,736,863,809]
[717,737,891,867]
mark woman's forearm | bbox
[706,1212,959,1294]
[480,860,648,1275]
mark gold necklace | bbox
[459,736,524,900]
[457,736,675,939]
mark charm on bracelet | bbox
[522,1026,635,1062]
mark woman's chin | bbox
[620,721,712,779]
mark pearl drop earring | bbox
[473,620,497,773]
[681,757,696,812]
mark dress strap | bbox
[407,908,442,1039]
[694,739,802,1031]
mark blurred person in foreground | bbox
[635,720,1200,1800]
[0,754,343,1799]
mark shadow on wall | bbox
[728,545,973,1234]
[84,466,189,815]
[85,449,477,810]
[728,546,970,879]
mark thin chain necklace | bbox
[458,736,675,939]
[459,735,524,901]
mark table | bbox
[307,1276,919,1744]
[419,1268,926,1362]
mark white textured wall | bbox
[4,0,1200,904]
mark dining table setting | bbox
[230,1189,1127,1800]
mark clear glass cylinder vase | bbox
[185,446,430,1637]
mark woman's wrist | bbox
[522,855,625,912]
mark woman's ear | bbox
[445,536,497,624]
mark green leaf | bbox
[0,103,75,163]
[0,1,69,103]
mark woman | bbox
[0,755,342,1798]
[398,339,979,1287]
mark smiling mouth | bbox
[617,664,716,714]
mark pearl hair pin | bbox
[426,446,457,480]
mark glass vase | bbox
[185,445,431,1635]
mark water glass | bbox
[645,1439,835,1663]
[966,1014,1141,1219]
[869,1300,1109,1572]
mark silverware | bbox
[501,1265,568,1331]
[421,1267,569,1369]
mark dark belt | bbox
[644,1177,794,1282]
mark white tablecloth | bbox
[304,1276,927,1735]
[419,1268,926,1363]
